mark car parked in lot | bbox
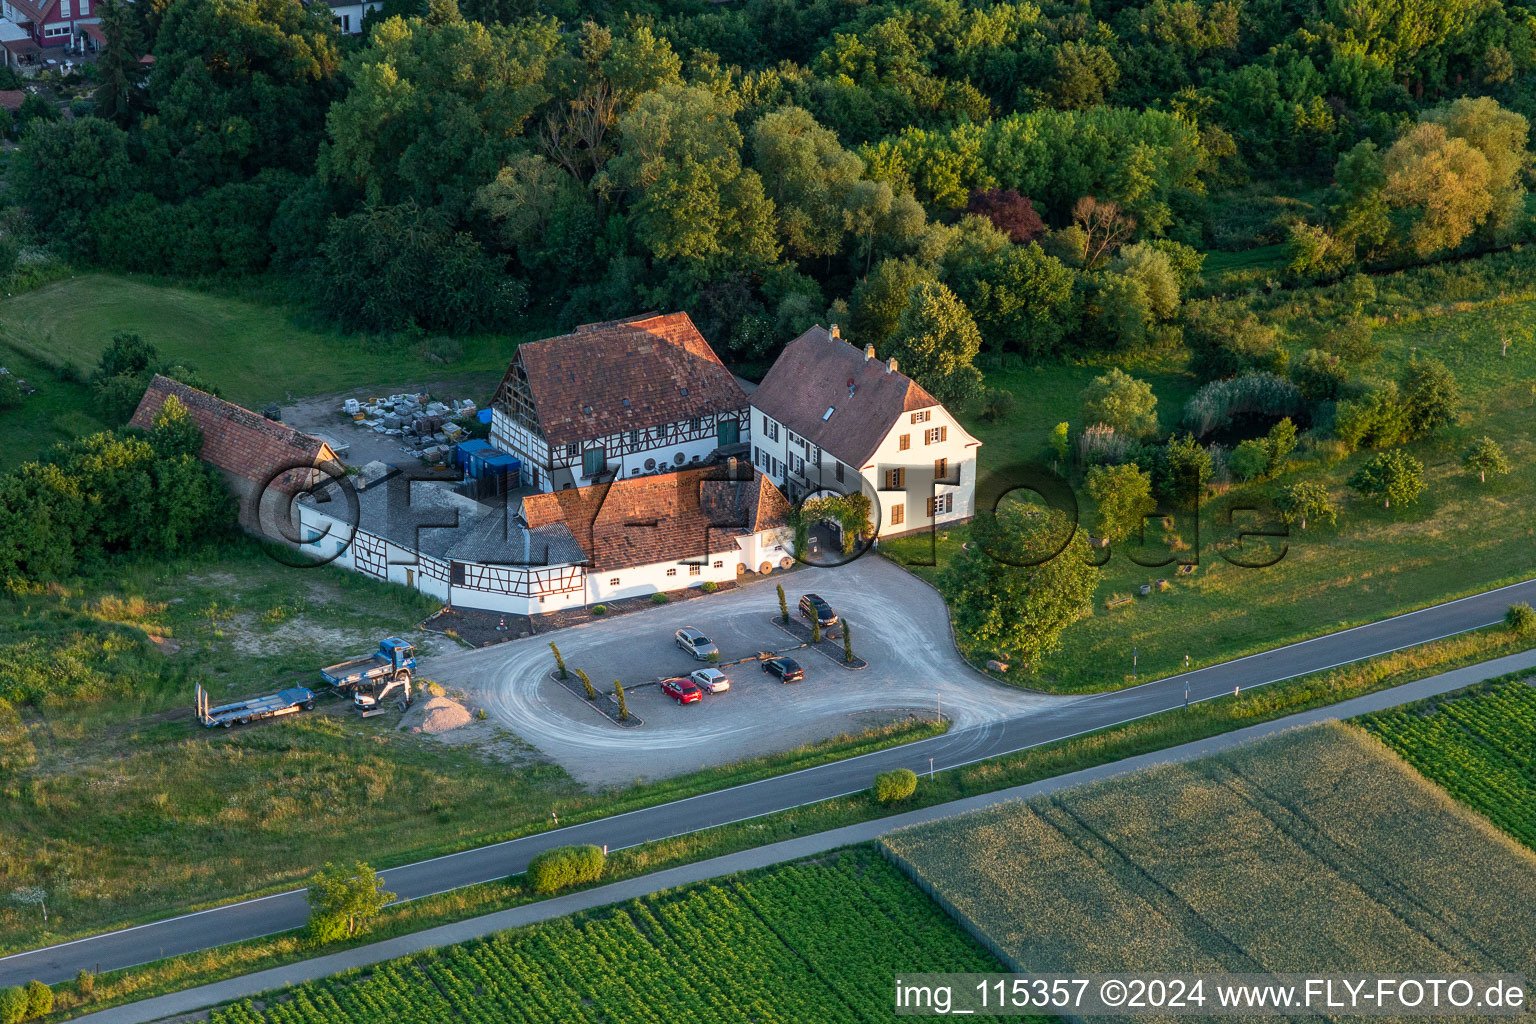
[762,657,805,683]
[689,668,730,693]
[660,676,704,704]
[674,627,719,661]
[798,593,838,627]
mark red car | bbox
[660,676,703,704]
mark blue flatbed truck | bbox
[196,684,315,728]
[319,637,417,691]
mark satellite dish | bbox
[644,458,657,471]
[673,452,686,465]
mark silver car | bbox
[689,668,730,693]
[674,627,719,660]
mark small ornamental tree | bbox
[1085,463,1156,541]
[1264,417,1298,472]
[843,620,854,663]
[526,845,606,894]
[1049,422,1071,465]
[1228,439,1271,481]
[1461,436,1509,484]
[1349,450,1425,509]
[306,862,395,943]
[0,987,24,1024]
[777,583,789,623]
[23,981,50,1020]
[812,618,821,644]
[1506,602,1536,637]
[575,668,595,701]
[1273,482,1337,530]
[1401,356,1460,437]
[1081,367,1158,438]
[614,680,628,721]
[872,768,918,803]
[965,187,1045,243]
[549,641,567,680]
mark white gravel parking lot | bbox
[424,556,1071,785]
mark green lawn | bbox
[0,343,106,471]
[887,264,1536,692]
[0,274,535,411]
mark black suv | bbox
[762,657,805,683]
[798,593,838,627]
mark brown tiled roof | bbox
[501,312,747,448]
[128,375,336,493]
[5,0,50,24]
[522,464,789,572]
[751,326,941,467]
[0,91,23,113]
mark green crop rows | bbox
[206,848,1012,1024]
[1360,679,1536,849]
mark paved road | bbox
[60,642,1536,1024]
[4,576,1534,989]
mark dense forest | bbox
[7,0,1535,389]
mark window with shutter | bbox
[884,468,904,488]
[890,503,905,525]
[933,458,948,480]
[898,434,911,451]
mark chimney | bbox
[830,323,841,339]
[887,357,899,375]
[863,344,875,361]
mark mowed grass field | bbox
[882,723,1536,996]
[0,274,532,410]
[1360,679,1536,850]
[885,266,1536,691]
[202,848,1017,1024]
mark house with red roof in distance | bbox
[489,312,752,493]
[750,325,981,538]
[129,375,341,534]
[2,0,98,52]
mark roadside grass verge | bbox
[36,624,1533,1019]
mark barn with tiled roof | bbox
[130,375,339,531]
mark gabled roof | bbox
[522,464,789,572]
[751,326,943,467]
[129,375,336,493]
[499,312,747,448]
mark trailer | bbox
[196,684,315,728]
[320,637,417,691]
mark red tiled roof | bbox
[751,326,941,467]
[501,312,747,448]
[5,0,49,23]
[0,91,23,113]
[522,464,788,572]
[128,375,336,493]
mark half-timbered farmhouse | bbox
[490,313,751,492]
[750,325,980,537]
[294,460,791,614]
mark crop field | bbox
[1359,679,1536,850]
[202,849,1017,1024]
[882,723,1536,994]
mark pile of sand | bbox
[417,695,472,734]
